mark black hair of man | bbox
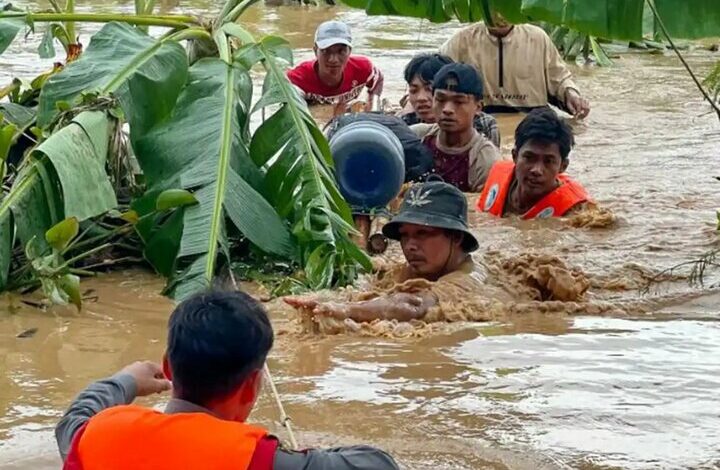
[167,290,274,407]
[514,107,575,161]
[403,53,453,85]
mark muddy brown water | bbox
[2,2,720,469]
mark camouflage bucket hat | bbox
[382,178,479,252]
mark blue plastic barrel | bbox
[329,120,405,208]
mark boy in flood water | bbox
[286,177,493,324]
[477,107,593,219]
[55,291,400,470]
[286,20,384,112]
[410,63,501,192]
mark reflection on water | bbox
[2,1,720,469]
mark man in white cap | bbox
[287,20,384,112]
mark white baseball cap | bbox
[315,20,353,50]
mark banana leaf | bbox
[0,103,35,129]
[243,36,371,288]
[0,16,23,55]
[0,111,115,257]
[32,111,115,221]
[0,213,11,289]
[134,57,295,299]
[340,0,720,40]
[37,22,188,137]
[656,0,720,39]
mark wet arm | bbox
[544,33,580,104]
[343,292,437,322]
[55,374,136,460]
[275,445,401,470]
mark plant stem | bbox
[69,267,96,276]
[62,242,112,267]
[645,0,720,121]
[0,12,200,28]
[221,0,260,25]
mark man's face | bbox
[433,87,480,133]
[408,76,435,123]
[314,44,351,80]
[487,11,513,36]
[399,223,458,277]
[513,139,568,200]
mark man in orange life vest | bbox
[55,291,400,470]
[477,107,591,218]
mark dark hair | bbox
[514,107,575,160]
[167,290,274,406]
[403,53,453,85]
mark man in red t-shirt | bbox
[287,20,384,111]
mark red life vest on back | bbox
[476,161,590,219]
[63,405,270,470]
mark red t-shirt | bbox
[286,55,384,104]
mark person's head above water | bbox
[162,290,273,423]
[382,177,478,280]
[432,63,484,135]
[403,53,453,123]
[313,20,353,86]
[487,11,514,37]
[512,107,575,202]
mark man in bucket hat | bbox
[285,177,483,323]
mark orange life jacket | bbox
[69,404,268,470]
[476,161,590,219]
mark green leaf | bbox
[156,189,198,211]
[135,58,295,298]
[38,26,56,59]
[37,22,188,138]
[0,16,24,55]
[565,0,644,40]
[0,214,12,291]
[1,163,61,254]
[589,36,613,66]
[144,209,184,277]
[0,121,18,179]
[656,0,720,39]
[58,273,82,310]
[55,100,71,112]
[31,111,116,221]
[45,217,79,251]
[0,103,36,129]
[221,22,255,45]
[248,38,369,289]
[342,0,720,40]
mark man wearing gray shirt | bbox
[55,290,400,470]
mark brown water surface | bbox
[2,2,720,469]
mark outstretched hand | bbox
[119,361,171,397]
[284,296,349,320]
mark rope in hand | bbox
[228,270,299,449]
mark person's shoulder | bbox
[471,131,499,155]
[456,21,487,37]
[287,59,316,80]
[518,23,552,40]
[410,122,437,139]
[347,55,375,72]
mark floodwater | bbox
[2,2,720,469]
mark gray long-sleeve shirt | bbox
[55,374,400,470]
